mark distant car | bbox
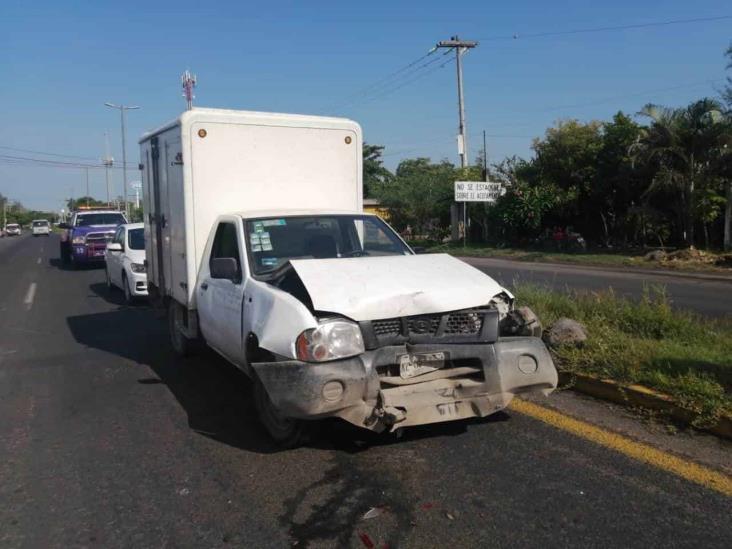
[104,223,148,302]
[5,223,21,236]
[31,219,51,236]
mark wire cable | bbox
[480,15,732,41]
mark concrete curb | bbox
[558,372,732,440]
[455,255,732,284]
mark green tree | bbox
[532,119,604,236]
[632,99,728,247]
[363,143,393,198]
[376,158,456,238]
[722,43,732,250]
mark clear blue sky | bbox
[1,0,730,212]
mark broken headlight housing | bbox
[296,320,364,362]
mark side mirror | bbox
[107,242,123,253]
[412,246,426,254]
[211,257,240,281]
[58,223,70,230]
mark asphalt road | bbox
[462,256,732,318]
[1,234,730,548]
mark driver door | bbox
[197,219,246,363]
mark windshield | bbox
[7,224,19,229]
[128,228,144,250]
[32,221,49,227]
[245,214,411,276]
[75,213,126,227]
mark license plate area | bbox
[398,351,447,379]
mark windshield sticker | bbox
[262,219,286,227]
[261,257,277,266]
[251,244,262,252]
[249,233,261,245]
[253,221,265,233]
[261,241,273,251]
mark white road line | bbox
[37,257,42,264]
[23,282,37,310]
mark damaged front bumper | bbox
[251,337,558,432]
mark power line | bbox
[0,153,136,170]
[479,14,732,41]
[0,145,99,161]
[331,50,436,109]
[332,49,454,110]
[352,54,456,107]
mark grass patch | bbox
[514,283,732,426]
[422,243,732,274]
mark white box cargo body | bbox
[139,108,363,307]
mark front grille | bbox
[445,311,483,334]
[361,307,499,349]
[85,232,114,244]
[407,316,441,336]
[373,318,401,336]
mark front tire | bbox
[105,266,114,291]
[123,273,133,304]
[253,377,305,448]
[60,244,71,264]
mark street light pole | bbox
[105,102,140,218]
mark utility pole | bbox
[85,168,90,207]
[103,131,114,206]
[181,70,197,110]
[436,36,478,241]
[105,102,140,218]
[483,130,488,181]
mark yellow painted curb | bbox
[558,372,732,440]
[511,398,732,498]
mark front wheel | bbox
[168,300,201,357]
[60,244,71,264]
[123,274,134,304]
[253,377,305,448]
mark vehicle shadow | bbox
[66,305,510,454]
[49,257,105,271]
[87,281,145,307]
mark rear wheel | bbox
[168,300,200,357]
[253,377,305,448]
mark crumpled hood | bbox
[289,253,507,321]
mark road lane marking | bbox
[23,282,37,310]
[511,398,732,497]
[37,257,41,264]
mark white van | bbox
[32,219,51,236]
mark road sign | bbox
[454,181,504,202]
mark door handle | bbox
[200,282,208,291]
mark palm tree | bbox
[632,98,727,247]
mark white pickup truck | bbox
[141,108,557,446]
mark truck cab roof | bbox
[231,209,368,220]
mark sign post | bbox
[454,181,504,247]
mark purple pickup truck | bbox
[60,210,128,266]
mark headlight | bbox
[130,262,146,273]
[72,235,86,244]
[295,320,364,362]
